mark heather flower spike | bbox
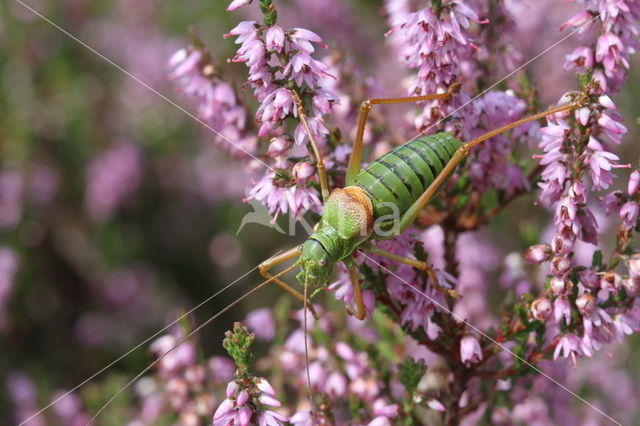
[214,323,286,425]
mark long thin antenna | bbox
[303,274,317,424]
[86,263,298,425]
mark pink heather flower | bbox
[293,116,330,146]
[289,411,313,425]
[611,313,636,343]
[559,10,593,32]
[284,51,333,88]
[368,418,392,426]
[564,46,594,72]
[554,297,572,326]
[256,378,275,395]
[385,0,483,130]
[372,399,400,418]
[553,334,584,364]
[602,190,624,215]
[256,88,295,130]
[579,268,601,289]
[531,298,552,322]
[258,410,287,425]
[85,142,142,222]
[214,378,285,426]
[245,308,276,341]
[523,244,551,264]
[426,398,446,412]
[169,47,252,154]
[289,28,325,53]
[596,33,626,76]
[245,171,322,220]
[464,91,531,194]
[620,201,639,228]
[227,0,252,12]
[598,112,628,143]
[265,26,285,52]
[459,335,483,365]
[561,0,638,92]
[325,371,348,397]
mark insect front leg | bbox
[259,245,320,319]
[291,90,331,202]
[344,263,367,320]
[346,83,461,185]
[364,245,460,298]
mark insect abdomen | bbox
[354,132,463,232]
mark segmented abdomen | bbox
[354,132,463,231]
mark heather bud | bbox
[292,162,315,182]
[550,256,571,276]
[258,393,281,407]
[236,390,249,406]
[531,298,553,321]
[552,231,575,255]
[226,0,252,11]
[459,335,483,365]
[267,137,291,157]
[576,293,596,316]
[226,381,239,398]
[523,244,551,264]
[599,94,616,110]
[577,107,590,126]
[601,271,621,292]
[551,276,572,296]
[256,378,276,395]
[579,268,600,289]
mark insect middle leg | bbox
[365,246,460,298]
[346,84,461,185]
[259,245,319,319]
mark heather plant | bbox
[2,0,640,426]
